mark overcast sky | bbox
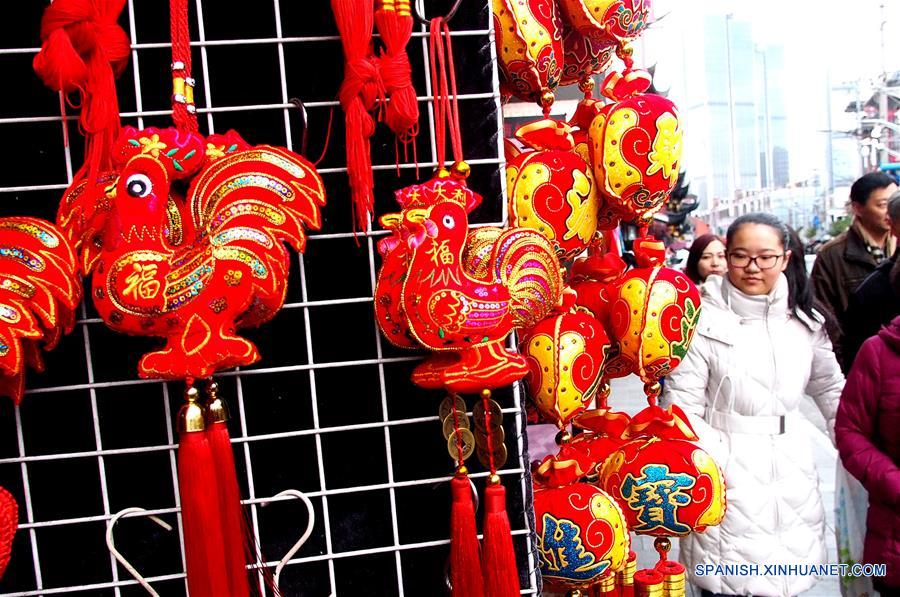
[638,0,900,182]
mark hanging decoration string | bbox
[428,17,464,170]
[170,0,199,133]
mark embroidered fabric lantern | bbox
[507,118,599,261]
[599,436,726,537]
[588,70,683,226]
[559,26,616,87]
[609,237,700,389]
[493,0,564,105]
[557,0,652,43]
[535,481,630,589]
[521,310,611,426]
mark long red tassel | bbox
[33,0,130,182]
[177,385,229,597]
[449,474,485,597]
[332,0,383,232]
[478,387,519,597]
[481,481,519,597]
[205,382,251,597]
[374,0,418,140]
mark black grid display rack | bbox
[0,0,539,595]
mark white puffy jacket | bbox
[661,274,844,596]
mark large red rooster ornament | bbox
[58,126,325,379]
[38,0,327,594]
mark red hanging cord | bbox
[170,0,199,133]
[428,18,464,170]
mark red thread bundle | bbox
[33,0,130,181]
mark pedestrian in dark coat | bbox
[836,311,900,592]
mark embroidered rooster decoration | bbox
[395,182,565,392]
[58,127,326,379]
[0,218,81,402]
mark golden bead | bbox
[655,536,672,553]
[578,77,595,94]
[539,90,555,109]
[481,388,491,400]
[451,160,471,179]
[436,167,451,179]
[457,465,468,475]
[555,429,572,445]
[618,44,634,58]
[488,473,501,486]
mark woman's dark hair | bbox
[726,213,830,329]
[684,233,725,284]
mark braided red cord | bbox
[170,0,198,133]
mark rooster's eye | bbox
[125,174,152,198]
[442,215,455,229]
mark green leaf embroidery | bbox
[228,144,239,152]
[173,159,184,172]
[166,148,178,157]
[184,149,196,159]
[128,139,141,147]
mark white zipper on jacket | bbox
[764,297,789,597]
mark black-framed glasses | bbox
[727,253,785,270]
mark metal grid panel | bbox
[0,1,538,595]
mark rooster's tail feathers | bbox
[190,145,326,254]
[492,229,563,329]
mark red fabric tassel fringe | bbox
[450,475,485,597]
[206,420,252,597]
[481,482,519,597]
[178,429,230,597]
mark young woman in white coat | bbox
[662,213,845,597]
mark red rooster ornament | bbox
[0,217,81,403]
[58,126,326,379]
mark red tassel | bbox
[450,474,485,597]
[205,389,251,597]
[178,386,229,597]
[332,0,383,231]
[33,0,129,180]
[481,481,519,597]
[374,0,418,139]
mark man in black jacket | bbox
[811,172,897,370]
[840,192,900,372]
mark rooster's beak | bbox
[104,181,117,200]
[405,208,429,224]
[379,213,402,229]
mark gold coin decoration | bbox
[441,410,471,439]
[473,398,503,432]
[438,395,467,421]
[476,441,508,469]
[474,424,505,448]
[447,428,476,461]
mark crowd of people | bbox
[661,172,900,597]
